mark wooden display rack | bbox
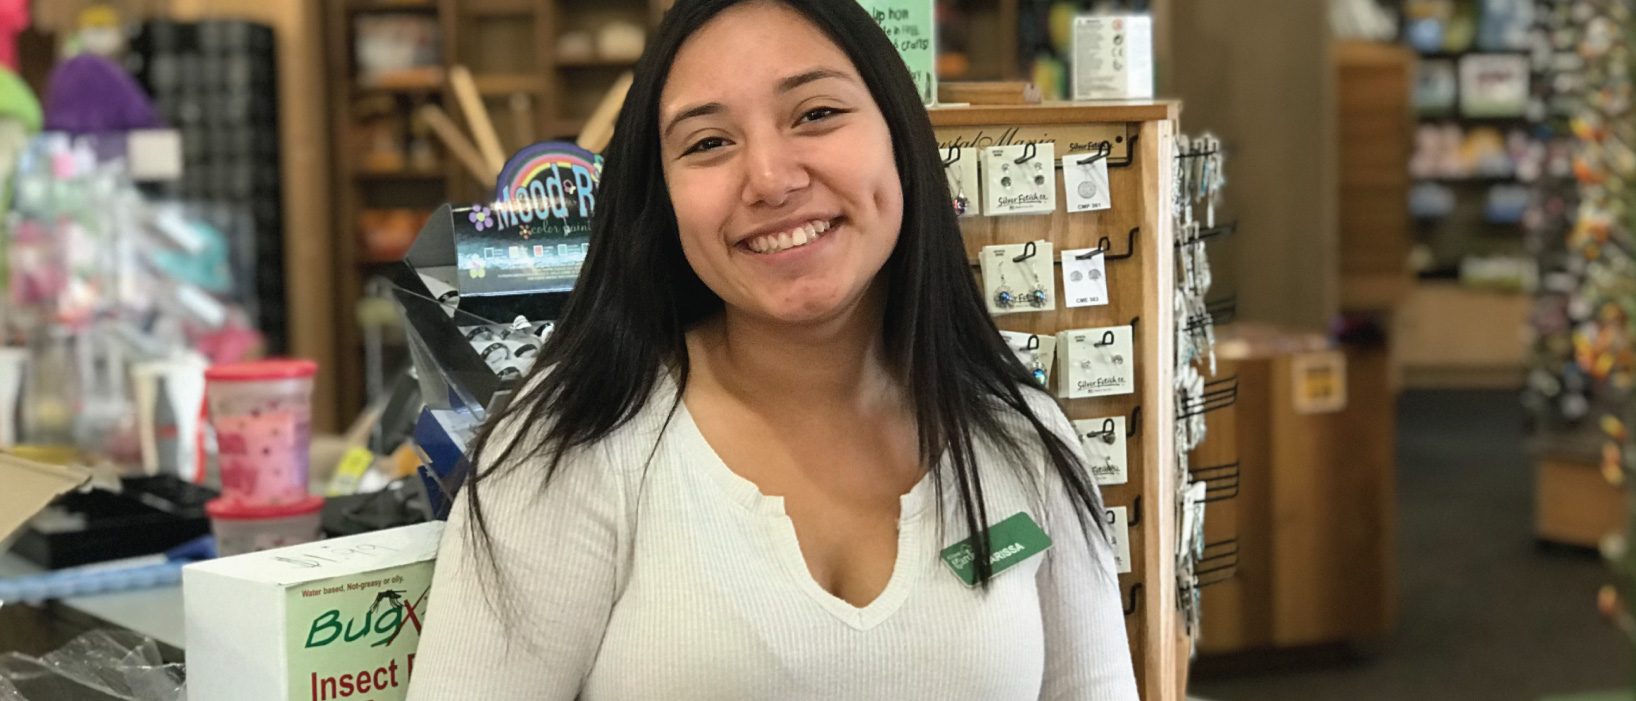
[929,101,1183,700]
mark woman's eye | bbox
[798,106,847,124]
[684,137,727,155]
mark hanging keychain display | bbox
[1057,323,1136,399]
[998,330,1057,388]
[942,146,980,218]
[980,240,1056,315]
[1073,415,1130,486]
[1062,142,1113,213]
[982,142,1057,216]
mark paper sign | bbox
[1105,506,1132,574]
[1292,349,1347,414]
[1061,248,1110,307]
[1073,417,1128,486]
[856,0,936,105]
[1062,152,1112,212]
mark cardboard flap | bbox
[0,453,92,543]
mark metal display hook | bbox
[1123,582,1144,616]
[1012,240,1039,262]
[1014,141,1039,164]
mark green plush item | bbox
[0,65,40,132]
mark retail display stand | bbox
[928,101,1181,700]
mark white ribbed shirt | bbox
[407,378,1138,700]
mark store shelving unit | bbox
[930,100,1184,699]
[325,0,669,416]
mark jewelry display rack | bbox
[929,101,1182,700]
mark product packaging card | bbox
[1060,247,1110,308]
[184,522,444,701]
[1061,151,1112,213]
[980,241,1056,315]
[981,143,1057,216]
[943,146,981,217]
[1073,416,1129,486]
[1104,506,1132,574]
[1057,325,1136,399]
[1072,15,1154,101]
[998,330,1057,389]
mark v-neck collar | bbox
[671,394,934,631]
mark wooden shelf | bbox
[555,56,638,68]
[347,0,436,11]
[461,0,535,15]
[355,168,447,182]
[473,73,546,96]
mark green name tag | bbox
[940,512,1052,586]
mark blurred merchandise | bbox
[555,30,595,63]
[1330,0,1398,40]
[595,21,646,63]
[359,208,433,263]
[42,54,160,134]
[127,20,288,353]
[353,13,439,88]
[1459,53,1530,117]
[1414,59,1457,115]
[1476,0,1533,51]
[1459,253,1537,292]
[1483,182,1531,223]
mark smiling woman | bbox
[405,0,1137,699]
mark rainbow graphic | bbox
[491,141,603,227]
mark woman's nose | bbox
[741,133,810,208]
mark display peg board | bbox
[930,101,1181,701]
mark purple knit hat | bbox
[43,54,162,133]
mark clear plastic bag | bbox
[0,630,183,701]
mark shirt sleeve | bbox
[407,433,628,700]
[1032,399,1141,701]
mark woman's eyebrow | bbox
[663,102,724,139]
[777,67,850,93]
[662,68,850,139]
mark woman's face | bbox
[659,1,903,326]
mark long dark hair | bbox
[463,0,1106,587]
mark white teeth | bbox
[746,219,833,254]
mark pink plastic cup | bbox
[205,359,318,505]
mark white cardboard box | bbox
[184,521,443,701]
[1071,15,1155,101]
